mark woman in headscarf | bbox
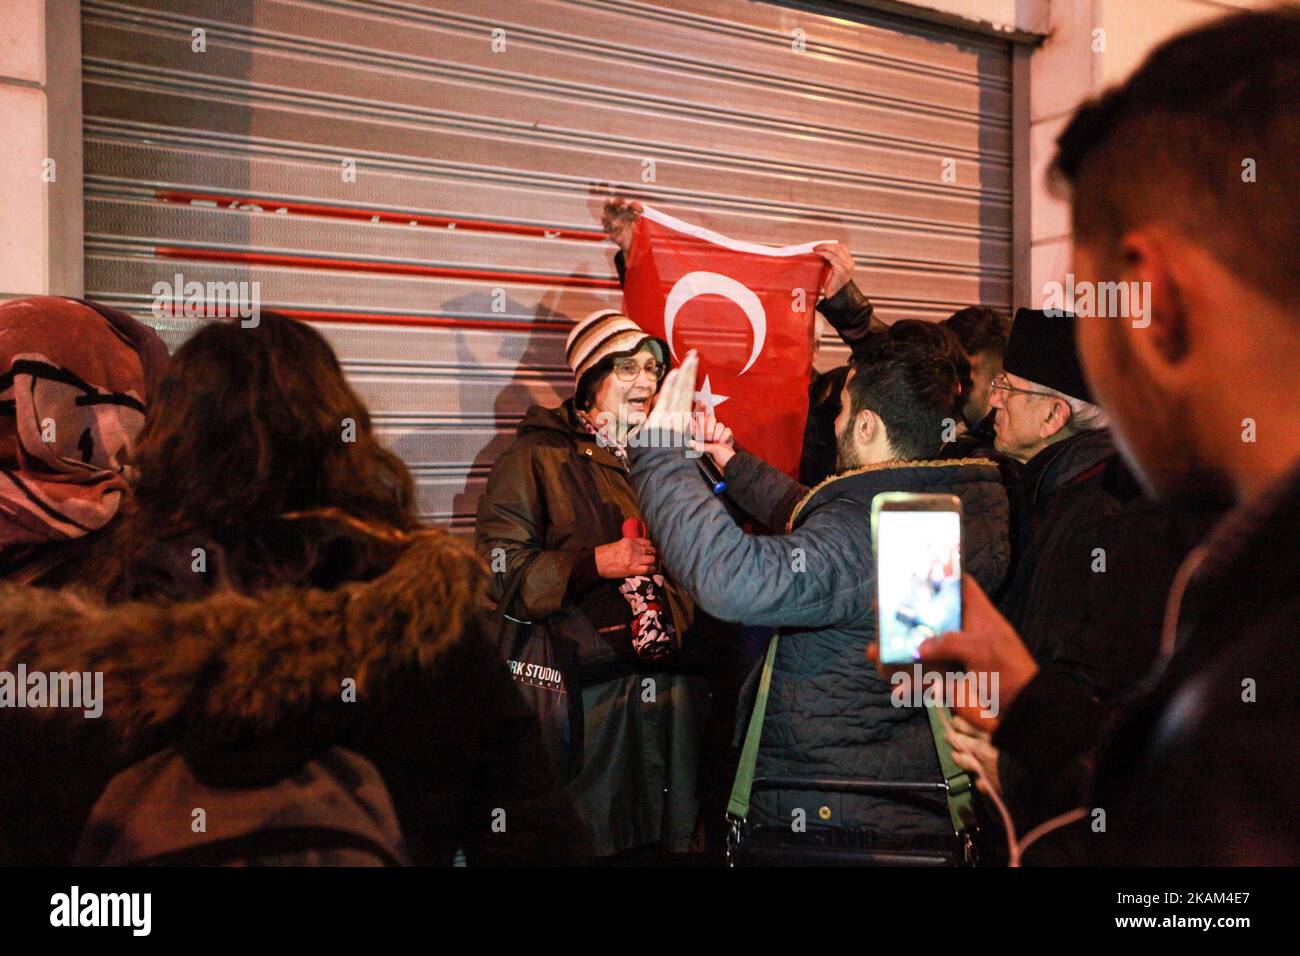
[476,309,708,861]
[0,296,168,586]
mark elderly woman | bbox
[476,308,707,861]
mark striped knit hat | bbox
[565,309,666,384]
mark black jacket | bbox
[474,401,706,856]
[988,430,1196,837]
[475,401,693,635]
[998,429,1187,696]
[630,442,1009,837]
[801,281,889,486]
[995,461,1300,864]
[0,514,590,865]
[938,429,1022,495]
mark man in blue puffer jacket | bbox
[628,339,1010,857]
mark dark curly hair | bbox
[886,319,971,421]
[95,312,418,595]
[943,306,1011,358]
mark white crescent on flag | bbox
[663,271,767,376]
[622,205,831,477]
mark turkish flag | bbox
[622,207,828,477]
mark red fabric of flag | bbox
[622,208,828,477]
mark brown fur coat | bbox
[0,516,590,865]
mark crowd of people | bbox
[0,7,1296,866]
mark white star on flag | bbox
[694,375,730,417]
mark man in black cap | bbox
[991,308,1190,694]
[989,308,1107,468]
[973,309,1198,844]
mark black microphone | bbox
[696,454,728,495]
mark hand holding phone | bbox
[872,493,963,666]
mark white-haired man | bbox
[990,308,1190,691]
[959,308,1197,846]
[989,308,1109,467]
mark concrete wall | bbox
[0,0,82,300]
[842,0,1050,36]
[1024,0,1269,308]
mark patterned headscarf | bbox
[0,297,168,583]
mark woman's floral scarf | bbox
[577,411,676,662]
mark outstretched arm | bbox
[722,450,810,533]
[689,415,810,532]
[631,443,869,628]
[814,243,887,362]
[602,197,642,288]
[630,353,870,628]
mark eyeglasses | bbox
[612,358,665,382]
[989,374,1056,400]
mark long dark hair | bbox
[97,313,417,594]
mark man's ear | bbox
[1040,397,1072,440]
[856,409,877,446]
[1119,229,1190,367]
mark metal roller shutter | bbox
[81,0,1012,531]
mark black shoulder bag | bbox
[483,567,585,781]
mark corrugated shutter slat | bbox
[82,0,1011,530]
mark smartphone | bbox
[871,492,963,666]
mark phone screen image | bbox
[875,508,962,665]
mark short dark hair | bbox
[887,319,971,420]
[943,306,1011,357]
[575,354,616,411]
[1051,7,1300,304]
[846,338,957,461]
